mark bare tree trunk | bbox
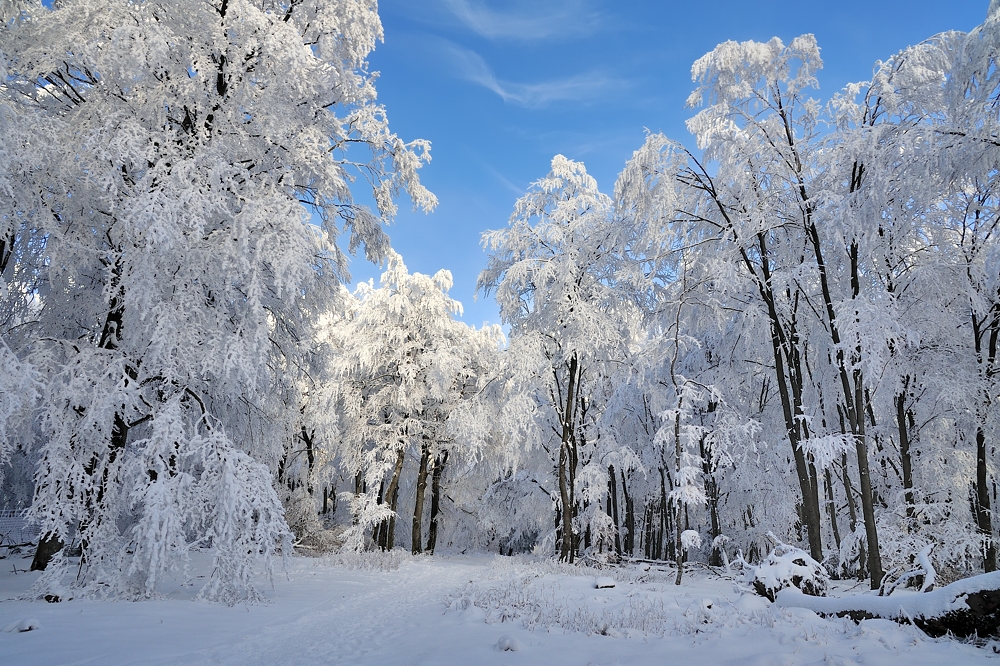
[853,376,883,588]
[380,449,405,551]
[754,234,823,562]
[411,440,431,555]
[374,478,386,549]
[700,434,722,566]
[971,304,999,572]
[839,449,866,578]
[672,405,684,585]
[824,468,841,551]
[690,163,823,562]
[976,426,997,571]
[895,385,915,517]
[659,467,669,561]
[557,354,580,562]
[802,224,881,587]
[30,533,64,572]
[301,426,316,496]
[0,230,14,277]
[608,465,621,557]
[621,469,634,556]
[426,451,447,554]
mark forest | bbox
[1,0,999,619]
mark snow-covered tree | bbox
[330,252,501,553]
[479,155,641,562]
[0,0,432,600]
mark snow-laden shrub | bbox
[747,544,828,602]
[28,422,292,604]
[448,557,827,640]
[863,500,984,584]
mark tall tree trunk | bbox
[700,434,722,566]
[811,228,882,588]
[659,467,669,561]
[839,449,866,578]
[896,385,915,517]
[695,166,823,562]
[642,504,652,559]
[379,449,405,551]
[853,375,883,587]
[608,464,621,557]
[824,468,841,551]
[301,426,316,496]
[672,405,684,585]
[621,470,634,556]
[971,303,999,572]
[426,450,447,554]
[751,234,823,562]
[0,230,15,277]
[976,426,997,572]
[411,440,431,555]
[374,478,386,549]
[557,354,580,562]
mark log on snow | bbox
[775,571,1000,638]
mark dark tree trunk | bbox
[411,441,431,555]
[0,230,15,277]
[700,434,722,566]
[976,426,997,572]
[824,468,841,551]
[557,354,580,562]
[374,478,386,549]
[301,426,316,496]
[608,464,621,557]
[659,467,669,561]
[30,533,64,572]
[896,386,915,517]
[972,304,999,572]
[754,234,823,563]
[426,451,447,554]
[621,469,634,556]
[381,449,405,551]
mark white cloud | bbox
[441,0,601,41]
[445,43,626,109]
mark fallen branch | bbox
[775,571,1000,638]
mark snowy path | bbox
[1,554,997,665]
[172,558,484,666]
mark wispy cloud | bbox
[481,162,526,197]
[445,43,626,109]
[441,0,602,41]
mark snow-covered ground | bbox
[0,552,995,665]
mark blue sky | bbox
[348,0,990,327]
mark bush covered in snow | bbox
[747,545,828,602]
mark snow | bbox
[917,544,937,592]
[776,570,1000,622]
[1,617,39,633]
[747,544,829,600]
[1,553,994,665]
